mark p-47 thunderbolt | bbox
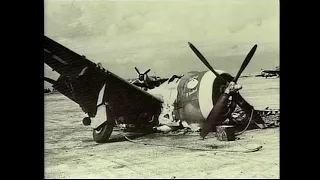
[44,36,265,143]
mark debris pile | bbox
[231,106,280,128]
[155,104,180,132]
[257,109,280,128]
[231,106,247,123]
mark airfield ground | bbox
[44,76,279,179]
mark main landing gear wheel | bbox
[93,119,114,143]
[92,109,115,143]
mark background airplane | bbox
[44,35,265,143]
[256,66,280,78]
[131,67,169,90]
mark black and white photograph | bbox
[44,0,279,178]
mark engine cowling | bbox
[175,70,233,128]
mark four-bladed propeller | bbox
[188,42,260,138]
[135,67,151,81]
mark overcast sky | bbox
[44,0,279,85]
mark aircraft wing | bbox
[131,79,148,88]
[261,70,280,74]
[103,71,163,118]
[44,36,163,118]
[132,82,148,88]
[44,36,98,77]
[156,78,169,85]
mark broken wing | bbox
[44,35,163,118]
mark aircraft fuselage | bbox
[147,70,233,129]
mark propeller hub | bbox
[224,82,242,95]
[139,74,144,81]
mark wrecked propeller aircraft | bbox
[44,36,266,143]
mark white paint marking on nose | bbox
[198,70,225,119]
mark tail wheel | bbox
[92,107,115,143]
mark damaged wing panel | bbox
[104,71,163,118]
[45,36,163,119]
[44,36,97,76]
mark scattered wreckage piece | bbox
[257,109,280,127]
[216,125,236,141]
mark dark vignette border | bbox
[280,0,316,179]
[6,0,314,178]
[6,0,44,178]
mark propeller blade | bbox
[200,92,231,138]
[201,80,247,138]
[188,42,227,83]
[134,67,141,75]
[144,69,151,75]
[232,93,265,127]
[233,44,257,83]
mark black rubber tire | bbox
[93,120,114,143]
[92,107,115,143]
